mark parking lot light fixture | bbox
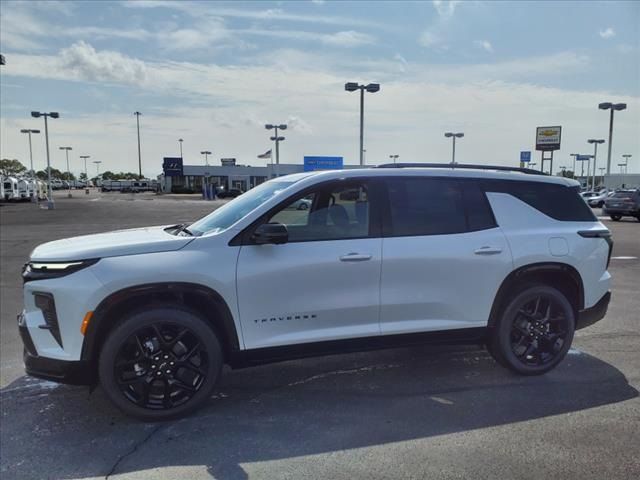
[59,146,73,197]
[80,156,90,188]
[265,124,287,177]
[588,139,605,192]
[200,150,211,166]
[93,160,102,178]
[31,111,59,210]
[599,102,627,175]
[134,112,142,177]
[444,132,464,165]
[20,128,40,175]
[344,82,381,166]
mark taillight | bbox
[577,229,613,269]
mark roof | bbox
[277,167,580,187]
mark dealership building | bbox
[161,156,352,193]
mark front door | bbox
[236,179,382,349]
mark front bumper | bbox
[576,291,611,330]
[18,314,94,385]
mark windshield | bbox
[189,180,296,235]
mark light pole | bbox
[389,154,399,164]
[93,160,102,176]
[587,139,605,192]
[59,146,73,197]
[570,153,579,178]
[31,111,59,210]
[622,153,632,185]
[20,128,40,175]
[598,102,627,175]
[444,132,464,165]
[345,82,380,166]
[265,124,287,177]
[200,150,211,166]
[134,111,142,177]
[179,138,183,159]
[80,155,90,190]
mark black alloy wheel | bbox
[489,285,575,375]
[99,307,222,420]
[114,323,208,410]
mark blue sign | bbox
[303,156,344,172]
[576,155,591,161]
[520,151,531,162]
[163,157,183,176]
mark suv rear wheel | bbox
[98,306,222,420]
[489,285,575,375]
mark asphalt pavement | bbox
[1,191,638,480]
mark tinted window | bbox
[268,181,370,242]
[385,178,468,236]
[483,181,596,222]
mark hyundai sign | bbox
[303,156,344,172]
[535,126,562,151]
[163,157,183,176]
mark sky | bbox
[1,0,639,178]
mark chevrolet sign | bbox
[536,126,562,151]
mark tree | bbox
[0,159,27,176]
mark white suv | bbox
[19,165,612,419]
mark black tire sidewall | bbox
[99,307,223,421]
[495,286,575,376]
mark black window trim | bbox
[379,176,498,239]
[229,177,384,246]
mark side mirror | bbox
[252,222,288,245]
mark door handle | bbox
[474,246,502,255]
[339,253,372,262]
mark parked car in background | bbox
[603,189,640,221]
[588,190,614,208]
[217,188,244,198]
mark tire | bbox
[99,306,223,421]
[610,215,621,221]
[489,285,575,376]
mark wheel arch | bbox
[81,282,240,369]
[488,262,584,329]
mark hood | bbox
[30,225,195,262]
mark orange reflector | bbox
[80,311,93,335]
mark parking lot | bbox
[1,191,639,480]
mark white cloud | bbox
[419,31,442,48]
[474,40,494,53]
[322,31,375,47]
[599,27,616,39]
[58,41,149,85]
[432,0,461,19]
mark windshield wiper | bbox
[166,223,196,236]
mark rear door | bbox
[379,176,513,334]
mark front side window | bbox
[266,181,371,242]
[385,177,468,236]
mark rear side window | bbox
[483,180,596,222]
[384,177,494,236]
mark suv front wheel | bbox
[98,306,223,420]
[489,285,575,375]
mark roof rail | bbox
[376,163,548,176]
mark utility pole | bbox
[134,111,142,177]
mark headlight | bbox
[22,259,99,283]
